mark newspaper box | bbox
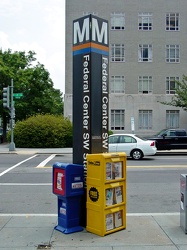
[86,152,126,236]
[53,162,84,234]
[180,174,187,233]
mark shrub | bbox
[108,130,113,135]
[7,114,72,148]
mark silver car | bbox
[108,134,157,160]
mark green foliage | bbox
[0,49,64,142]
[161,75,187,111]
[108,130,113,135]
[7,114,72,148]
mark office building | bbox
[64,0,187,135]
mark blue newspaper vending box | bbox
[53,162,84,234]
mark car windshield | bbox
[154,129,167,136]
[134,135,147,141]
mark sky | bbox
[0,0,65,94]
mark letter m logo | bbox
[73,17,90,45]
[92,18,108,45]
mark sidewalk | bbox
[0,213,186,249]
[0,144,187,249]
[0,143,72,155]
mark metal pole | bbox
[9,79,15,151]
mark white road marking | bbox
[0,155,37,177]
[0,212,179,217]
[36,154,56,168]
[127,212,179,216]
[128,165,187,168]
[0,183,52,185]
[0,214,57,216]
[33,164,187,169]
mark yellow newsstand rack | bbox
[86,152,126,236]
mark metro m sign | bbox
[73,15,108,46]
[73,14,109,227]
[73,14,109,166]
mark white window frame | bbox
[139,110,152,129]
[111,44,125,62]
[166,110,179,128]
[166,13,179,31]
[110,76,125,93]
[83,11,98,16]
[111,12,125,30]
[138,76,153,94]
[166,77,179,94]
[138,44,152,62]
[166,45,180,63]
[111,110,125,130]
[138,12,153,30]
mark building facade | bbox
[64,0,187,136]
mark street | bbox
[0,153,187,215]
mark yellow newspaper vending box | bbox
[86,152,126,236]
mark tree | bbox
[161,75,187,111]
[0,49,64,142]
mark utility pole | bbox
[9,79,15,151]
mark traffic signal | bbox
[3,87,10,108]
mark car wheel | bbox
[131,149,143,160]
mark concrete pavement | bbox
[0,143,187,249]
[0,213,186,249]
[0,143,72,154]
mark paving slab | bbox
[0,214,186,250]
[51,215,174,248]
[153,215,187,245]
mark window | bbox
[166,45,180,63]
[176,130,186,136]
[138,44,152,62]
[111,110,125,130]
[111,12,125,30]
[166,77,179,94]
[139,110,152,129]
[138,13,152,30]
[166,110,179,128]
[119,135,136,143]
[111,76,125,93]
[111,44,125,62]
[166,13,179,31]
[83,11,98,16]
[138,76,152,94]
[108,135,119,144]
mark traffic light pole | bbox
[9,79,15,151]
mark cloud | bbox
[0,0,22,17]
[0,0,65,93]
[0,31,10,48]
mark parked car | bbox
[145,128,187,150]
[108,134,157,160]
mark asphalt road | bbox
[0,153,187,215]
